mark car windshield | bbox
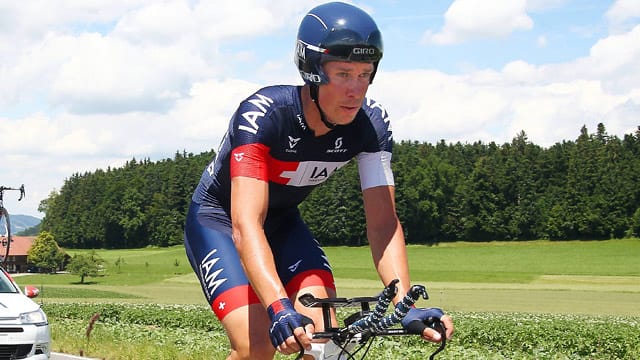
[0,270,18,293]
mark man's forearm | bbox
[368,220,411,303]
[233,227,288,307]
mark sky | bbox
[1,0,639,218]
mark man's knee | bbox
[224,303,274,359]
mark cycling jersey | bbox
[192,85,394,212]
[185,85,394,320]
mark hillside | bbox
[8,214,41,234]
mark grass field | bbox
[19,238,640,315]
[14,238,640,359]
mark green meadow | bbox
[16,239,640,359]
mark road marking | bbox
[51,352,99,360]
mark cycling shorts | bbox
[184,201,335,320]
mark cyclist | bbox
[184,2,454,359]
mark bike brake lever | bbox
[408,284,429,300]
[294,315,314,360]
[428,321,447,360]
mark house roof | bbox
[3,236,35,256]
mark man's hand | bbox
[401,307,455,342]
[267,298,313,355]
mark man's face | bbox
[319,61,374,126]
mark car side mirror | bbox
[24,285,40,298]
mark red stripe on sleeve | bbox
[230,143,302,185]
[230,143,269,181]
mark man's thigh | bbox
[222,303,275,359]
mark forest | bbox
[39,123,640,248]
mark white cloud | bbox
[370,70,508,143]
[422,0,533,44]
[525,0,570,12]
[573,24,640,94]
[112,1,196,45]
[374,23,640,148]
[170,78,261,150]
[0,0,147,55]
[373,67,632,148]
[0,113,57,155]
[50,32,215,114]
[606,0,640,33]
[1,0,312,116]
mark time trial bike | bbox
[0,184,26,266]
[295,279,447,360]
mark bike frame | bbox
[297,279,446,360]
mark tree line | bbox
[39,123,640,248]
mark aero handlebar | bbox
[298,279,446,360]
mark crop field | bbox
[16,239,640,359]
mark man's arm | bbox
[230,176,285,306]
[230,176,312,353]
[363,185,455,341]
[362,185,411,303]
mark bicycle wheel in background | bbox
[0,207,11,266]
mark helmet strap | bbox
[310,84,337,130]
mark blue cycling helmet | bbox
[295,2,383,85]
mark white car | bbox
[0,267,50,359]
